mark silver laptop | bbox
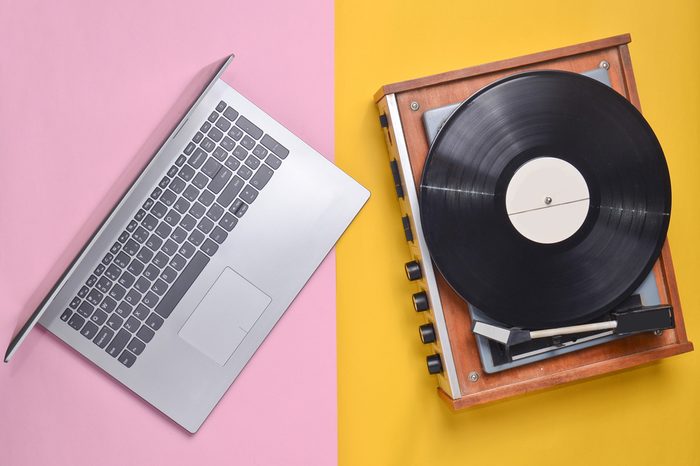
[4,56,368,433]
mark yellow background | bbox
[335,1,700,464]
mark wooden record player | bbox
[374,34,693,409]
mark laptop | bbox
[4,56,369,433]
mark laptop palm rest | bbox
[178,267,271,366]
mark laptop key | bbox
[134,276,150,293]
[206,204,224,221]
[133,304,149,321]
[128,259,145,276]
[133,226,149,243]
[236,115,263,139]
[202,158,222,178]
[189,148,207,169]
[179,164,195,181]
[173,198,190,216]
[208,127,223,142]
[265,153,282,169]
[179,242,195,259]
[142,291,158,308]
[200,137,216,152]
[155,222,172,240]
[240,135,255,150]
[183,184,199,201]
[161,189,177,207]
[70,296,81,309]
[106,313,123,331]
[158,176,170,189]
[200,121,211,133]
[252,144,268,159]
[164,210,182,229]
[127,337,146,355]
[250,165,274,190]
[102,252,114,265]
[170,254,187,271]
[261,134,289,159]
[119,271,136,288]
[240,186,259,204]
[60,309,73,322]
[193,132,204,143]
[197,217,214,234]
[116,301,133,318]
[183,142,195,156]
[215,116,231,132]
[233,201,248,218]
[118,350,137,368]
[143,264,159,280]
[150,187,162,200]
[244,154,260,169]
[124,289,141,307]
[219,212,238,232]
[152,279,168,296]
[192,172,209,189]
[171,226,188,243]
[210,226,227,244]
[77,301,94,318]
[238,165,253,180]
[181,214,197,231]
[213,147,227,162]
[162,239,178,256]
[228,126,243,141]
[218,176,244,206]
[170,177,186,194]
[80,321,99,339]
[124,239,140,256]
[232,145,247,160]
[142,214,158,231]
[78,285,90,298]
[100,296,118,313]
[216,101,227,112]
[109,284,127,301]
[201,238,219,256]
[161,266,177,283]
[106,329,131,357]
[136,325,155,343]
[109,242,121,255]
[225,156,240,171]
[90,309,108,326]
[208,167,232,193]
[207,111,218,123]
[153,251,209,319]
[86,289,103,306]
[94,263,106,276]
[145,312,164,331]
[221,136,235,151]
[126,220,138,233]
[124,316,140,333]
[223,106,239,122]
[93,327,114,349]
[188,229,205,246]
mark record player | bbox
[374,34,693,409]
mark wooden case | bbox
[374,34,693,409]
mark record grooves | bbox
[420,71,671,329]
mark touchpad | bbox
[179,267,271,366]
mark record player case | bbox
[374,34,693,409]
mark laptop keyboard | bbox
[59,100,289,368]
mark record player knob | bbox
[405,261,422,281]
[426,354,443,374]
[419,323,436,344]
[412,291,429,311]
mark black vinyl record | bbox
[420,71,671,329]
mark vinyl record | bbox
[420,71,671,329]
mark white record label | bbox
[505,157,590,244]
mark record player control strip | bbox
[380,94,461,397]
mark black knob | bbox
[412,291,429,311]
[419,323,436,344]
[405,261,422,281]
[426,354,443,374]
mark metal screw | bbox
[599,60,610,70]
[468,371,479,382]
[410,101,420,111]
[544,196,552,205]
[654,329,663,336]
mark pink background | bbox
[0,1,336,464]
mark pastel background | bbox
[0,1,335,465]
[336,0,700,465]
